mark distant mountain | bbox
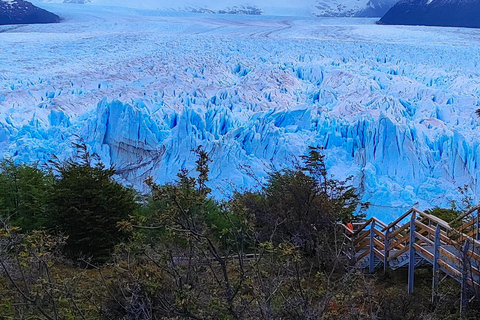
[313,0,398,17]
[31,0,397,17]
[0,0,59,25]
[378,0,480,28]
[63,0,91,3]
[180,5,262,15]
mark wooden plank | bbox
[373,247,385,261]
[388,223,409,240]
[438,247,462,265]
[355,238,370,252]
[388,244,409,262]
[374,237,385,250]
[454,233,480,248]
[353,230,370,245]
[389,233,409,251]
[374,228,385,240]
[414,243,434,260]
[412,208,453,231]
[357,248,370,261]
[414,231,434,246]
[383,208,414,231]
[437,259,462,279]
[466,229,477,238]
[459,219,475,232]
[415,220,455,245]
[352,218,373,236]
[372,217,388,229]
[450,204,480,225]
[467,249,480,263]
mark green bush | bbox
[47,143,138,264]
[0,160,54,232]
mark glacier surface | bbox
[1,4,480,221]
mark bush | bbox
[47,143,138,263]
[0,160,53,232]
[233,147,366,263]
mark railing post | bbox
[476,209,480,241]
[384,227,390,272]
[461,240,470,313]
[369,220,376,273]
[408,213,416,294]
[432,225,441,304]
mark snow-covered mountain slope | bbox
[379,0,480,28]
[1,4,480,221]
[0,0,59,25]
[30,0,396,17]
[313,0,398,17]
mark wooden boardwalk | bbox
[345,206,480,311]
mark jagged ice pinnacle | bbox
[0,4,479,221]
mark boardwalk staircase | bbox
[345,206,480,309]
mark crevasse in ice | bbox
[0,4,479,221]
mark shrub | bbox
[47,143,138,263]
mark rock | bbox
[0,0,60,25]
[379,0,480,28]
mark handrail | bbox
[414,220,455,245]
[459,219,475,233]
[349,205,480,304]
[372,217,388,229]
[352,217,373,237]
[388,222,409,240]
[383,208,414,231]
[412,208,453,231]
[352,217,387,237]
[451,205,480,225]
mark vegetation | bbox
[47,143,138,263]
[0,160,53,232]
[0,144,479,319]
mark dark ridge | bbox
[379,0,480,28]
[0,0,60,26]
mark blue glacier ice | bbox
[0,4,479,222]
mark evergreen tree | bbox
[48,143,137,263]
[234,147,367,262]
[0,160,53,232]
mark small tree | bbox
[48,143,137,264]
[237,147,366,262]
[0,160,53,232]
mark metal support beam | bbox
[369,220,376,273]
[384,227,390,272]
[432,225,441,304]
[461,240,470,313]
[408,213,416,294]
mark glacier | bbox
[1,4,480,221]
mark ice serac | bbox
[0,0,60,25]
[1,5,480,221]
[379,0,480,28]
[70,96,479,222]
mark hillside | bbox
[379,0,480,28]
[0,0,59,25]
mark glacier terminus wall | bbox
[0,4,479,221]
